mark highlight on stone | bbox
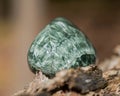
[27,17,96,78]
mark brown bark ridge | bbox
[13,45,120,96]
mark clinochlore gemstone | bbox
[27,17,96,78]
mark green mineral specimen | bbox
[27,17,96,78]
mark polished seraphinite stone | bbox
[27,17,96,78]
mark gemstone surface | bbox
[27,17,96,78]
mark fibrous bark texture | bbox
[14,45,120,96]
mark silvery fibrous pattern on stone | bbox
[27,17,96,78]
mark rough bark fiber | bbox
[13,45,120,96]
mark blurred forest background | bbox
[0,0,120,96]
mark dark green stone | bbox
[27,17,96,78]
